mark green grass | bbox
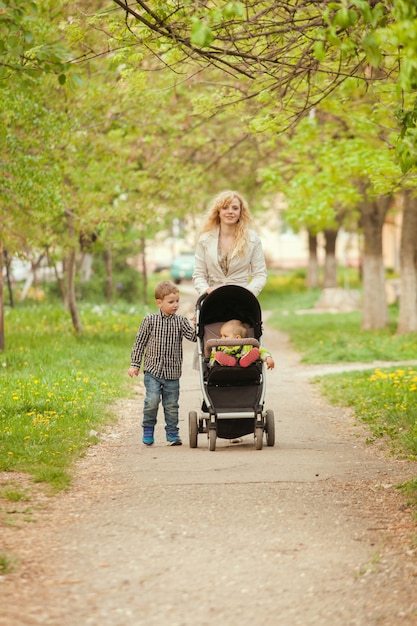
[260,275,417,364]
[1,488,30,502]
[0,301,142,490]
[318,367,417,458]
[0,553,15,574]
[261,273,417,474]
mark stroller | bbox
[189,285,275,451]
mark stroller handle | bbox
[196,291,209,307]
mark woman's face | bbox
[218,197,241,226]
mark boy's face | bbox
[157,292,180,316]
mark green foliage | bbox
[259,269,363,312]
[397,477,417,509]
[1,488,30,502]
[259,76,405,234]
[191,19,214,48]
[396,98,417,173]
[0,302,143,489]
[73,258,143,305]
[372,0,417,170]
[224,2,244,19]
[319,366,417,458]
[0,0,72,84]
[188,0,245,48]
[266,270,308,292]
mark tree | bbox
[0,0,76,83]
[397,190,417,334]
[107,1,417,166]
[0,0,78,347]
[306,231,320,288]
[359,193,391,330]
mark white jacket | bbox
[192,227,267,296]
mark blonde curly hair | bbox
[199,190,253,258]
[221,319,248,338]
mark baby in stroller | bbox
[210,319,275,370]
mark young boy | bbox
[210,319,275,369]
[128,280,196,446]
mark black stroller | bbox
[188,285,275,451]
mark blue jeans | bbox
[142,373,180,435]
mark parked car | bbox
[170,252,195,284]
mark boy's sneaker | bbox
[166,434,182,446]
[214,351,237,367]
[239,347,260,368]
[142,427,154,446]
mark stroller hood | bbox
[197,285,263,339]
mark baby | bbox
[210,319,274,369]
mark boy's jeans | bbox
[142,372,180,435]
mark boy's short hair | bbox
[155,280,179,300]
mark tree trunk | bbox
[0,241,4,351]
[67,250,82,333]
[46,250,67,305]
[306,231,320,288]
[65,209,82,334]
[397,190,417,334]
[4,249,14,308]
[360,196,391,330]
[323,229,338,288]
[141,229,148,306]
[105,248,112,303]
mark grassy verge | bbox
[0,301,141,491]
[260,273,417,504]
[260,275,417,364]
[318,367,417,457]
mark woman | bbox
[193,190,267,296]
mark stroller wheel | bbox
[209,428,217,451]
[265,409,275,447]
[255,425,264,450]
[189,411,198,448]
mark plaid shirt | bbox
[130,311,196,380]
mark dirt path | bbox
[1,315,417,626]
